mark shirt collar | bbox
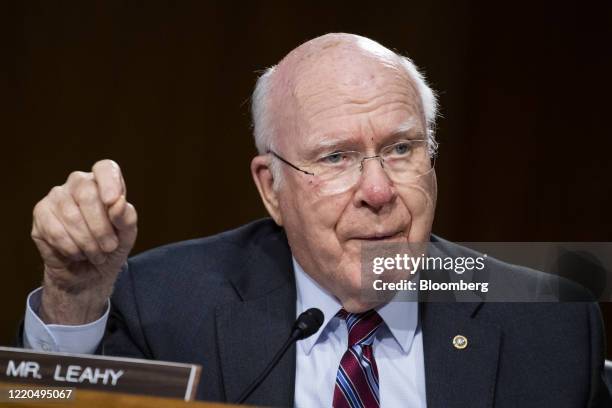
[293,257,419,355]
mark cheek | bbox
[281,183,357,291]
[400,173,437,214]
[399,173,437,240]
[281,178,352,244]
[404,186,435,217]
[308,182,353,227]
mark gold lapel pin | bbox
[452,334,468,350]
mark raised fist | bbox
[31,160,137,324]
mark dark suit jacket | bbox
[52,219,612,406]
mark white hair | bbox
[397,56,439,157]
[251,66,284,187]
[251,53,439,187]
[252,66,278,154]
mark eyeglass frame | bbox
[267,138,435,179]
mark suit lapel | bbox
[216,286,296,406]
[215,224,297,406]
[421,302,501,408]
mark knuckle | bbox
[31,219,42,238]
[47,227,67,247]
[74,182,99,205]
[59,203,82,225]
[32,200,45,219]
[67,171,88,183]
[48,186,65,201]
[67,172,94,191]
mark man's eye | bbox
[393,142,411,155]
[322,152,344,164]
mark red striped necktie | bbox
[333,309,383,408]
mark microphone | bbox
[235,308,324,404]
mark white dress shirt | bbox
[293,259,426,408]
[23,258,427,407]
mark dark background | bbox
[2,1,612,353]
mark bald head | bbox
[252,33,437,156]
[270,33,400,98]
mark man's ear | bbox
[251,155,283,226]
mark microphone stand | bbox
[235,328,301,404]
[235,308,324,404]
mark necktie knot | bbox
[337,309,383,348]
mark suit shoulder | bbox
[125,218,284,282]
[130,218,281,261]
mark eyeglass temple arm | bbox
[268,151,315,176]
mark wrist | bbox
[40,275,111,325]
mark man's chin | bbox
[340,297,382,314]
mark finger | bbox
[51,190,108,265]
[72,178,119,253]
[108,195,138,248]
[92,160,126,206]
[32,202,86,262]
[108,195,135,229]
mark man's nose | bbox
[353,158,397,211]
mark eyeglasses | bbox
[268,139,435,195]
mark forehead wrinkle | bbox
[293,68,423,130]
[305,94,422,130]
[294,61,412,102]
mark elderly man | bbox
[20,33,610,407]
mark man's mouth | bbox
[351,231,405,241]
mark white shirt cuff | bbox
[23,287,109,354]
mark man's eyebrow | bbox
[378,121,426,146]
[388,119,421,138]
[304,137,360,158]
